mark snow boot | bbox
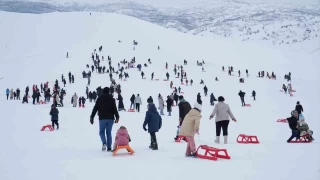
[214,136,220,144]
[107,148,112,152]
[102,144,107,151]
[224,136,228,144]
[186,152,197,157]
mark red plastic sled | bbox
[180,92,184,94]
[196,145,231,161]
[231,74,235,76]
[181,83,184,85]
[79,105,85,108]
[175,77,179,78]
[244,104,251,107]
[128,109,135,112]
[41,125,54,131]
[155,79,159,81]
[237,134,259,144]
[290,94,293,97]
[163,79,168,81]
[277,119,287,123]
[280,90,284,92]
[175,136,188,142]
[292,90,296,92]
[289,134,312,143]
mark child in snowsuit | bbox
[112,126,131,151]
[143,103,162,150]
[50,104,59,130]
[179,103,202,157]
[297,114,314,141]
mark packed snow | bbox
[0,11,319,180]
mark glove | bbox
[143,126,147,131]
[90,118,94,125]
[115,118,119,123]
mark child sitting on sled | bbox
[112,126,131,152]
[297,114,314,141]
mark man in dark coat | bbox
[238,90,246,106]
[286,110,300,142]
[210,93,217,105]
[197,93,202,105]
[295,101,303,115]
[50,104,59,130]
[252,90,256,100]
[90,87,120,151]
[143,103,162,150]
[166,96,173,116]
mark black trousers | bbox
[216,120,229,136]
[150,132,157,143]
[240,97,245,106]
[6,94,8,100]
[135,103,140,112]
[51,120,59,129]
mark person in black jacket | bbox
[130,94,135,109]
[286,110,300,143]
[90,87,120,151]
[252,90,256,100]
[295,101,303,115]
[50,104,59,130]
[197,93,202,105]
[174,96,191,140]
[238,90,246,106]
[210,93,217,105]
[166,96,173,116]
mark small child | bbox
[112,126,131,151]
[297,114,314,141]
[50,104,59,130]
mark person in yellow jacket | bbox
[179,103,202,157]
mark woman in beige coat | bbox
[179,103,202,157]
[209,96,237,144]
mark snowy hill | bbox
[1,0,320,46]
[0,12,319,180]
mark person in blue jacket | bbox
[6,88,10,100]
[143,103,162,150]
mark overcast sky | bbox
[18,0,320,7]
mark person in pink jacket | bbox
[112,126,131,151]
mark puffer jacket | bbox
[143,103,162,133]
[135,96,142,104]
[179,108,201,136]
[210,102,235,122]
[115,128,130,146]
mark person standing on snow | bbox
[158,94,164,115]
[134,94,142,112]
[129,94,135,110]
[90,87,120,151]
[143,103,162,150]
[238,90,246,106]
[209,96,237,144]
[6,88,10,100]
[166,96,173,116]
[179,103,202,157]
[252,90,256,100]
[295,101,304,115]
[174,95,191,140]
[203,85,208,96]
[210,93,217,106]
[117,93,126,111]
[72,93,78,107]
[197,93,202,105]
[50,104,59,130]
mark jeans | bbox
[160,109,164,115]
[287,130,300,142]
[99,120,114,148]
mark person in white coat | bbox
[158,94,164,115]
[56,94,60,106]
[10,89,14,100]
[72,93,78,107]
[134,94,142,112]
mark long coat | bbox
[166,97,173,112]
[143,103,162,133]
[179,108,201,136]
[72,94,78,106]
[117,94,125,110]
[158,96,164,110]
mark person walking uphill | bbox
[143,103,162,150]
[90,87,120,151]
[174,95,191,140]
[50,104,59,130]
[179,103,202,157]
[6,88,10,100]
[238,90,246,106]
[209,96,237,144]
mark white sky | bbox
[15,0,320,7]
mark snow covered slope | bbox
[0,12,319,180]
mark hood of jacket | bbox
[117,128,128,136]
[148,103,157,113]
[188,108,202,118]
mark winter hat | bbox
[103,87,110,94]
[178,95,184,100]
[218,96,225,102]
[297,101,300,104]
[51,104,55,107]
[193,103,202,111]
